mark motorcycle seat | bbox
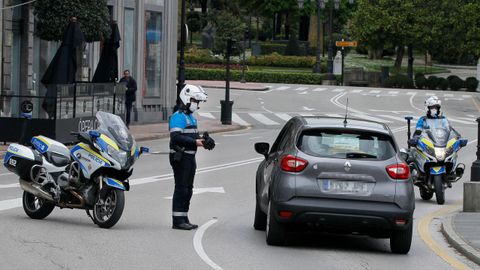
[45,152,70,167]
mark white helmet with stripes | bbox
[179,84,208,113]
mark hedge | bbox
[385,74,414,89]
[247,53,323,69]
[185,68,326,84]
[465,77,479,92]
[259,43,287,55]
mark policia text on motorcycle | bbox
[169,84,215,230]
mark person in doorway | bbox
[119,70,137,128]
[169,84,215,230]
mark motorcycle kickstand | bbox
[86,209,97,224]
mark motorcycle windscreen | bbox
[96,111,135,152]
[424,118,451,147]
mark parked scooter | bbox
[3,111,148,228]
[402,116,467,205]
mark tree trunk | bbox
[394,46,405,69]
[407,44,414,79]
[200,0,207,15]
[368,47,383,60]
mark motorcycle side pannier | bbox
[3,144,43,181]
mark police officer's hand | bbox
[196,139,204,147]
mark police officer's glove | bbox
[202,132,215,150]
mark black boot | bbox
[172,216,197,230]
[186,217,198,229]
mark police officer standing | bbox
[169,84,215,230]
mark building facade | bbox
[0,0,178,123]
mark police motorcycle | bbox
[403,116,467,205]
[3,111,148,228]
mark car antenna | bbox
[343,98,349,127]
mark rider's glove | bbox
[202,132,215,150]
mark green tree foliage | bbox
[34,0,111,42]
[210,10,244,56]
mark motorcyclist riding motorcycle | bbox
[407,96,467,204]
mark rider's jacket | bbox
[169,109,199,155]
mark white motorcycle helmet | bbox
[425,96,441,117]
[179,84,208,113]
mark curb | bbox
[441,214,480,266]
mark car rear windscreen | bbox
[298,129,396,160]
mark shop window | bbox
[144,11,162,97]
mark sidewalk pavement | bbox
[442,212,480,266]
[0,119,245,155]
[186,80,270,91]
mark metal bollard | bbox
[471,117,480,181]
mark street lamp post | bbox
[176,0,186,108]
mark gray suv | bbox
[254,116,415,254]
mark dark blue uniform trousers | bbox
[169,153,196,224]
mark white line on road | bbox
[248,113,280,125]
[0,183,19,189]
[378,114,410,122]
[388,91,399,94]
[409,92,424,112]
[332,88,345,92]
[443,94,454,98]
[351,113,393,123]
[275,113,292,121]
[299,113,315,117]
[232,113,250,126]
[325,113,342,117]
[350,89,363,93]
[302,106,315,111]
[164,187,225,199]
[295,87,308,91]
[312,88,326,92]
[299,91,308,95]
[198,112,216,119]
[426,92,435,96]
[447,117,475,125]
[462,95,472,98]
[369,90,381,94]
[0,198,22,211]
[194,219,223,270]
[275,86,290,91]
[407,91,416,95]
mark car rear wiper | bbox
[346,152,377,159]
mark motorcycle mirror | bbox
[459,139,468,147]
[408,138,418,147]
[89,130,101,139]
[140,147,150,155]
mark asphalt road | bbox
[1,84,480,270]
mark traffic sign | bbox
[336,41,357,47]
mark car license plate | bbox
[322,180,369,194]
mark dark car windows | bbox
[270,121,294,154]
[298,129,396,160]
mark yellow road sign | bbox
[335,41,357,47]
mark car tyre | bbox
[390,221,413,254]
[433,175,445,205]
[266,200,286,246]
[254,198,267,231]
[419,187,433,201]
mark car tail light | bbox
[386,163,410,180]
[280,155,308,172]
[278,211,293,218]
[395,219,407,226]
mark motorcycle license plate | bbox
[322,180,369,194]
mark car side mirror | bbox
[255,142,270,159]
[140,147,150,155]
[399,148,409,161]
[459,139,468,147]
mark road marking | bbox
[194,219,223,270]
[444,94,454,98]
[388,91,399,94]
[467,114,477,118]
[302,106,315,111]
[426,92,435,96]
[248,113,279,125]
[418,203,470,270]
[275,86,290,91]
[325,113,342,117]
[0,198,22,211]
[232,113,250,126]
[350,89,363,93]
[462,95,472,98]
[0,172,13,177]
[407,91,416,95]
[351,113,393,123]
[275,113,292,121]
[164,187,225,199]
[198,112,216,119]
[332,88,345,92]
[378,114,410,122]
[312,88,326,92]
[295,87,308,91]
[471,97,480,113]
[448,117,475,125]
[299,91,308,95]
[249,136,263,140]
[409,92,424,112]
[369,90,381,94]
[299,113,315,117]
[445,98,464,101]
[0,183,19,189]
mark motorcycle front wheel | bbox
[433,175,445,205]
[93,188,125,228]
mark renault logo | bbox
[344,161,352,172]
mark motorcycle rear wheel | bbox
[93,188,125,228]
[433,175,445,205]
[22,191,55,219]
